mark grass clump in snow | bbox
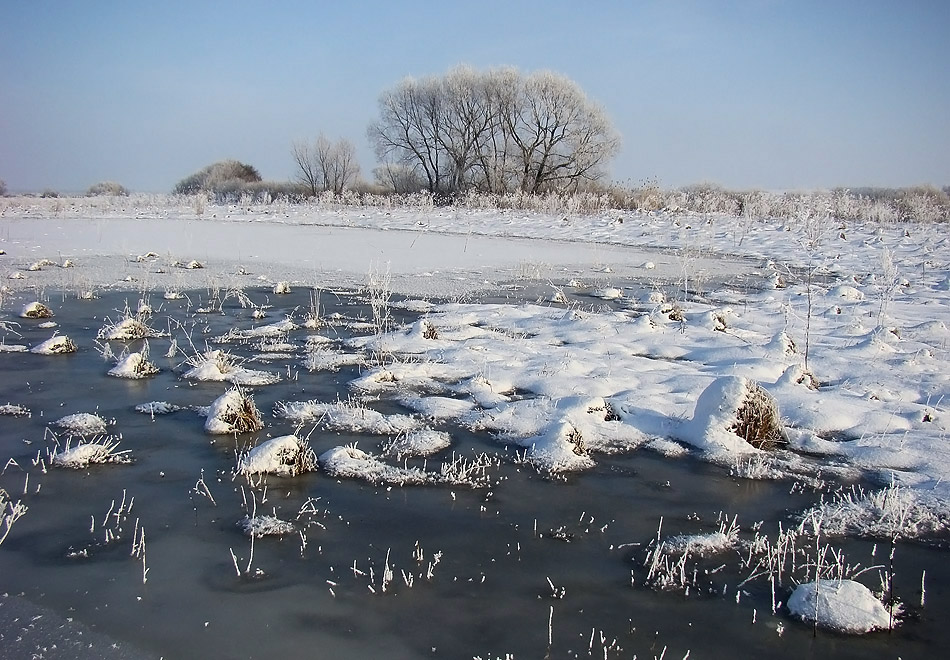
[0,404,31,417]
[53,412,111,436]
[50,437,132,468]
[107,343,160,379]
[184,348,281,386]
[239,514,295,538]
[798,482,949,540]
[237,434,316,477]
[96,303,166,341]
[20,301,54,319]
[30,333,77,354]
[380,429,452,460]
[686,376,787,453]
[204,387,264,435]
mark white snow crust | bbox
[787,579,896,634]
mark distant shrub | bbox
[40,189,59,198]
[173,159,262,195]
[86,181,129,197]
[0,179,6,196]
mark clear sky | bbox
[2,0,948,193]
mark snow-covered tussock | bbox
[684,376,786,454]
[135,401,182,415]
[787,579,897,634]
[798,483,949,539]
[319,445,428,486]
[53,412,110,435]
[381,429,451,459]
[318,445,497,488]
[20,302,53,319]
[97,315,165,341]
[239,515,295,537]
[0,404,31,417]
[50,437,132,468]
[184,349,280,386]
[237,434,316,477]
[275,399,422,435]
[204,387,264,434]
[108,349,159,379]
[31,334,77,354]
[216,318,298,342]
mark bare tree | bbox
[292,134,361,196]
[506,71,620,194]
[292,140,321,196]
[368,67,620,196]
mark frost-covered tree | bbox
[0,179,7,196]
[174,160,261,195]
[86,181,129,197]
[368,66,620,195]
[292,135,360,196]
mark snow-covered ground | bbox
[2,195,950,653]
[3,196,947,501]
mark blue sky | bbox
[2,0,948,193]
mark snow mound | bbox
[787,579,896,634]
[381,429,452,459]
[20,302,54,319]
[275,399,422,435]
[683,376,786,454]
[798,483,949,539]
[108,351,159,379]
[31,334,77,354]
[184,350,281,386]
[217,319,298,341]
[53,412,110,435]
[521,421,597,474]
[319,445,428,486]
[97,316,165,341]
[827,285,865,301]
[239,515,295,537]
[51,438,131,468]
[135,401,182,415]
[237,434,315,477]
[0,404,31,417]
[204,387,264,434]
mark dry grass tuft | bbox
[731,381,787,450]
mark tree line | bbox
[170,66,619,199]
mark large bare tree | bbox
[368,67,620,196]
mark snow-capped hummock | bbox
[50,438,132,469]
[683,376,786,455]
[30,334,77,354]
[237,434,315,477]
[319,445,429,486]
[108,350,159,379]
[0,404,31,417]
[274,399,422,435]
[273,281,291,294]
[239,515,295,537]
[204,387,264,434]
[184,349,280,386]
[53,412,110,436]
[20,302,54,319]
[381,429,452,459]
[135,401,182,415]
[97,315,164,341]
[787,579,897,634]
